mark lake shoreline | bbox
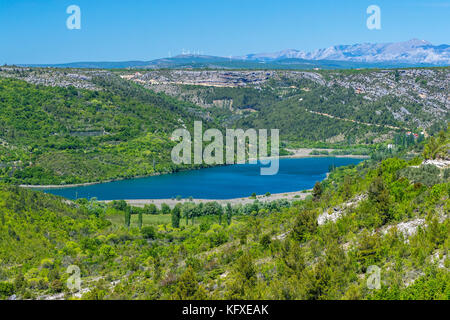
[104,189,312,208]
[20,150,368,189]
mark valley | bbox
[0,64,448,301]
[0,130,448,300]
[0,66,448,186]
[1,0,449,305]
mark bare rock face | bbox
[318,208,343,226]
[317,194,367,225]
[382,218,426,238]
[122,69,328,88]
[0,67,106,90]
[326,68,450,128]
[136,70,277,87]
[422,159,450,169]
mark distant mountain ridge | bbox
[239,39,450,65]
[23,39,450,70]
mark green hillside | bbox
[144,69,449,146]
[0,77,209,185]
[0,131,448,300]
[1,67,448,185]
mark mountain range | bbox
[238,39,450,64]
[24,39,450,70]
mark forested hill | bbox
[132,68,449,144]
[0,130,448,300]
[0,76,211,185]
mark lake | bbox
[42,157,364,200]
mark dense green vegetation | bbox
[182,78,418,145]
[1,68,447,186]
[0,77,211,185]
[0,129,448,300]
[0,67,448,300]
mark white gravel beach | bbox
[105,189,311,208]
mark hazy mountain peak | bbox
[241,39,449,65]
[405,38,432,46]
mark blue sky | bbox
[0,0,449,64]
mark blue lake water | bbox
[42,157,364,200]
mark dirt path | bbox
[305,109,407,130]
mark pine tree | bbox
[173,267,207,300]
[226,203,233,225]
[293,209,318,242]
[218,205,223,225]
[161,203,171,214]
[172,205,181,228]
[368,176,391,223]
[138,211,143,229]
[312,182,323,201]
[124,209,131,228]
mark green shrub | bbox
[260,234,271,248]
[141,226,156,239]
[0,282,14,298]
